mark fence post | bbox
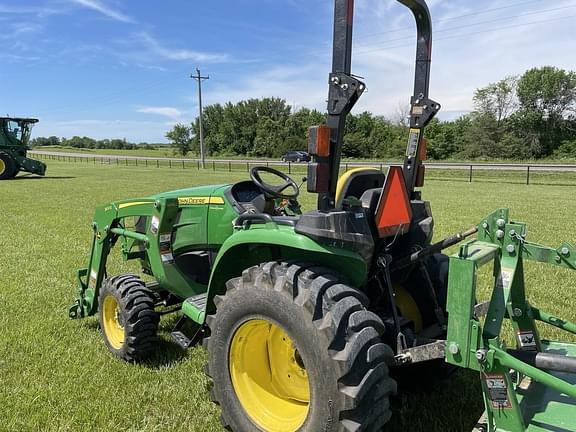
[125,159,128,166]
[145,159,148,167]
[136,159,138,167]
[469,165,473,183]
[94,157,96,164]
[288,162,291,174]
[246,162,249,172]
[197,160,200,170]
[345,163,349,171]
[182,160,185,169]
[169,160,172,169]
[526,166,530,185]
[229,161,231,172]
[213,161,215,171]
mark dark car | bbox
[281,151,311,163]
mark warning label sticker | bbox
[496,269,513,290]
[406,128,420,157]
[150,216,160,234]
[484,374,511,409]
[159,233,173,264]
[161,252,174,263]
[89,269,98,289]
[517,331,537,349]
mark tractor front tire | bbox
[0,152,16,180]
[204,262,397,432]
[98,274,159,362]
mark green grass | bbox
[1,161,575,431]
[32,145,175,158]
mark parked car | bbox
[281,151,311,162]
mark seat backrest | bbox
[335,167,385,209]
[359,188,383,237]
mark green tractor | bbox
[71,0,576,430]
[0,117,46,180]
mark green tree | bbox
[473,75,518,124]
[166,123,192,156]
[514,66,576,156]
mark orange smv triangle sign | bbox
[375,166,412,238]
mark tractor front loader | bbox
[70,0,576,431]
[0,117,46,179]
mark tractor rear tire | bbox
[204,262,397,432]
[98,274,159,362]
[0,152,16,180]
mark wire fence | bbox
[31,151,576,186]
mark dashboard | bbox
[227,181,267,214]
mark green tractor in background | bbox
[0,117,46,180]
[70,0,576,430]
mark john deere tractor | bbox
[71,0,576,430]
[0,117,46,180]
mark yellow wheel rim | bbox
[229,319,310,432]
[102,295,125,350]
[394,285,423,332]
[0,159,5,175]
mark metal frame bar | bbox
[445,208,576,431]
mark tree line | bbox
[31,135,158,150]
[167,66,576,160]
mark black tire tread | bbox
[99,274,159,362]
[0,151,17,180]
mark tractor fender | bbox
[205,224,368,314]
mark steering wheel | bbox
[250,166,299,199]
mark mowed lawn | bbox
[1,161,575,431]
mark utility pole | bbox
[191,68,209,168]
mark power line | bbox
[354,13,576,56]
[353,5,576,52]
[355,0,548,40]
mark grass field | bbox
[1,161,575,431]
[32,145,176,158]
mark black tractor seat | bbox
[359,187,383,237]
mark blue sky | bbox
[2,0,575,143]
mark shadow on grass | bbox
[387,364,484,432]
[12,175,76,180]
[144,338,188,369]
[81,313,190,368]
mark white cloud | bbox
[133,32,228,63]
[204,64,329,112]
[71,0,134,23]
[137,106,183,119]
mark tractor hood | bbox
[151,184,229,201]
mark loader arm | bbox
[69,197,208,319]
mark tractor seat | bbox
[360,188,383,236]
[335,167,385,209]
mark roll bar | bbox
[316,0,440,210]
